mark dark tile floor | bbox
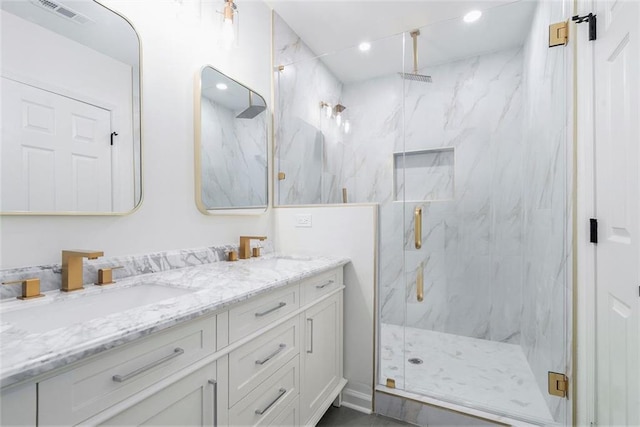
[317,406,410,426]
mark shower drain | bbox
[408,358,423,365]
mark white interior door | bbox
[594,1,640,425]
[1,77,112,212]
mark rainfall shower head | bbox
[236,91,266,119]
[399,72,432,83]
[399,30,432,83]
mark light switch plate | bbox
[295,214,312,228]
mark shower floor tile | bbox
[379,323,554,424]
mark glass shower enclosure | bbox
[274,1,572,424]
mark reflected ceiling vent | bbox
[29,0,93,24]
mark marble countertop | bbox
[0,254,348,388]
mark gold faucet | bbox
[239,236,267,259]
[2,278,44,300]
[61,250,104,292]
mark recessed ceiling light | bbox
[358,42,371,52]
[216,83,228,90]
[463,10,482,23]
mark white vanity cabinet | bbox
[95,360,219,426]
[38,315,217,426]
[0,382,37,426]
[3,265,345,426]
[301,292,344,425]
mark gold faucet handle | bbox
[96,266,124,286]
[2,278,44,300]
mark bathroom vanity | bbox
[0,255,347,426]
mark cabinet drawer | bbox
[229,316,300,406]
[300,268,342,306]
[228,284,299,343]
[39,315,216,426]
[229,355,299,427]
[270,396,299,427]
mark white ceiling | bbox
[268,0,538,83]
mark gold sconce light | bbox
[219,0,238,50]
[320,102,350,133]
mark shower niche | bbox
[393,148,454,202]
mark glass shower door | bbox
[397,1,572,424]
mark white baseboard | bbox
[340,388,373,414]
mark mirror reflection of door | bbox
[2,78,112,212]
[0,0,141,214]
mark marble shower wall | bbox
[274,4,571,421]
[200,98,267,208]
[341,49,525,344]
[520,0,572,422]
[273,13,344,205]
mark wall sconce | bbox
[320,101,350,133]
[320,101,332,118]
[333,104,346,126]
[220,0,238,50]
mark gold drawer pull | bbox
[414,207,422,249]
[255,388,287,415]
[255,343,287,365]
[315,279,334,289]
[255,302,286,317]
[112,348,184,383]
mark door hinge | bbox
[110,131,118,146]
[572,13,597,41]
[277,172,286,180]
[548,372,569,398]
[590,218,598,244]
[549,20,569,47]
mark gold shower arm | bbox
[410,30,420,74]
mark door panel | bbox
[594,0,640,425]
[1,77,112,212]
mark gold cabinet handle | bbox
[417,262,424,302]
[414,207,422,249]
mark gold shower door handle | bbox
[414,207,422,249]
[416,262,424,302]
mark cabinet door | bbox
[97,362,218,426]
[301,292,343,423]
[0,382,36,426]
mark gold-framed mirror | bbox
[195,66,268,214]
[0,0,142,215]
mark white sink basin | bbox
[1,283,194,334]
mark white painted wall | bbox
[274,205,378,412]
[0,0,273,268]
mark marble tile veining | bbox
[0,253,348,387]
[379,323,555,425]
